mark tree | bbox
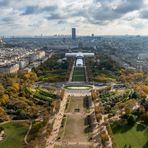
[91,90,97,100]
[0,107,9,121]
[60,90,65,99]
[24,72,38,86]
[127,115,135,126]
[125,107,132,115]
[84,96,92,109]
[51,100,60,113]
[141,112,148,124]
[101,132,109,144]
[24,73,30,80]
[0,94,9,105]
[95,106,101,114]
[16,109,27,119]
[129,144,131,148]
[142,85,148,94]
[131,91,139,99]
[29,72,38,82]
[96,114,102,122]
[12,82,20,92]
[139,105,145,114]
[0,84,4,96]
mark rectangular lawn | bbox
[72,67,86,82]
[111,123,148,148]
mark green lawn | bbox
[111,123,148,148]
[0,122,29,148]
[73,67,85,75]
[72,67,86,81]
[66,97,84,113]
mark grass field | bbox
[72,67,86,81]
[66,97,85,113]
[111,123,148,148]
[0,122,29,148]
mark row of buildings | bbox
[91,36,148,73]
[0,49,51,74]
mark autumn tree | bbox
[0,94,9,105]
[12,82,20,92]
[0,107,9,122]
[91,90,97,101]
[0,84,4,96]
[96,114,102,122]
[100,132,109,144]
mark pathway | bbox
[45,93,68,148]
[68,63,75,82]
[24,120,32,144]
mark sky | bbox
[0,0,148,36]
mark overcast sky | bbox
[0,0,148,36]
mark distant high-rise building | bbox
[72,28,76,40]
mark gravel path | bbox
[45,93,68,148]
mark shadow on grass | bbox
[83,96,92,109]
[84,115,93,126]
[143,141,148,148]
[84,125,92,133]
[84,115,93,133]
[136,124,146,132]
[111,123,134,134]
[136,123,148,138]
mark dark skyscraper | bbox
[72,28,76,40]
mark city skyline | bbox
[0,0,148,36]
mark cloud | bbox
[115,0,144,14]
[2,17,14,24]
[86,0,144,24]
[140,10,148,19]
[46,13,65,20]
[22,5,58,15]
[0,0,9,7]
[21,6,38,15]
[0,0,147,35]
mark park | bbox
[0,51,147,148]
